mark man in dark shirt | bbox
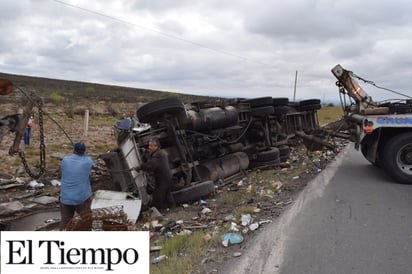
[135,137,174,209]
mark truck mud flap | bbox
[172,180,215,204]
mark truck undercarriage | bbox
[102,96,323,207]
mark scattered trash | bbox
[233,252,242,257]
[150,246,162,252]
[164,221,179,232]
[152,223,163,231]
[30,196,58,205]
[241,214,252,226]
[0,173,16,185]
[203,233,212,242]
[221,233,244,245]
[91,190,142,223]
[271,181,283,190]
[230,222,239,232]
[151,220,159,227]
[164,231,173,238]
[0,201,25,215]
[28,180,44,189]
[35,218,60,231]
[151,255,168,264]
[249,223,259,231]
[143,222,150,230]
[201,257,210,265]
[148,206,163,220]
[258,220,272,225]
[0,182,25,190]
[246,184,253,192]
[224,214,234,222]
[15,177,25,184]
[50,179,61,186]
[176,229,192,236]
[201,207,212,214]
[199,199,207,206]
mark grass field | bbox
[317,105,344,125]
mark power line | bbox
[52,0,272,67]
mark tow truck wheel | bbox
[381,133,412,184]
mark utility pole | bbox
[293,70,298,101]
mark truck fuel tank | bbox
[186,106,238,131]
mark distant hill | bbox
[0,72,212,105]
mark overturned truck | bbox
[102,96,322,207]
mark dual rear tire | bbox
[380,133,412,184]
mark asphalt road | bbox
[223,145,412,274]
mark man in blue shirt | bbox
[59,142,94,230]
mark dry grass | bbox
[317,106,343,125]
[151,231,217,274]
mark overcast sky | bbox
[1,0,411,102]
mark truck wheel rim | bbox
[397,144,412,175]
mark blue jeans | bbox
[24,128,31,145]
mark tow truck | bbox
[328,64,412,184]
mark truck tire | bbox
[380,133,412,184]
[273,106,290,115]
[243,97,273,108]
[172,180,215,204]
[249,157,281,169]
[298,99,321,106]
[253,147,280,162]
[279,145,290,162]
[298,103,322,111]
[272,97,289,107]
[250,106,274,117]
[137,98,185,123]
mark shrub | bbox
[105,104,118,117]
[85,87,95,97]
[49,92,64,104]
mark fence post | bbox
[84,109,89,137]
